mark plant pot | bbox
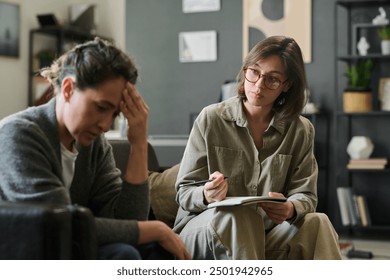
[343,91,372,112]
[381,40,390,55]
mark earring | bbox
[276,92,287,106]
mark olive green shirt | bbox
[173,96,318,233]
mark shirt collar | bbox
[220,96,286,134]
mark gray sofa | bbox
[109,139,180,228]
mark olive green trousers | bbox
[179,206,342,260]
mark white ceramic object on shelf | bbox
[347,136,374,159]
[372,7,389,25]
[357,36,370,55]
[381,80,390,111]
[381,40,390,55]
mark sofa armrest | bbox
[0,202,72,260]
[0,202,98,260]
[68,204,98,259]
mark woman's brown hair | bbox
[236,36,308,121]
[40,37,138,93]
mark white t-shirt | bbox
[60,143,78,189]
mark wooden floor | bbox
[339,237,390,260]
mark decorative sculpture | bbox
[357,36,370,56]
[372,7,389,25]
[347,136,374,159]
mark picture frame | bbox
[242,0,312,63]
[182,0,220,13]
[0,2,20,57]
[179,30,217,63]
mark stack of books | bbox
[336,186,371,227]
[347,158,388,170]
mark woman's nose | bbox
[255,74,266,88]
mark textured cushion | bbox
[148,164,180,227]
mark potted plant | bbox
[35,49,56,68]
[343,59,374,112]
[378,26,390,55]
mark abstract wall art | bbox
[243,0,312,63]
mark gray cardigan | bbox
[0,98,149,245]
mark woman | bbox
[173,36,341,259]
[0,38,190,260]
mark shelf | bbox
[350,225,390,238]
[338,54,390,60]
[28,27,111,106]
[334,1,390,237]
[337,111,390,116]
[337,0,390,8]
[354,22,390,29]
[339,225,390,241]
[30,25,102,40]
[348,168,390,173]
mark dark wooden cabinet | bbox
[334,0,390,237]
[28,26,110,106]
[303,112,330,214]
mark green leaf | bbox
[345,59,373,90]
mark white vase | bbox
[347,136,374,160]
[381,40,390,55]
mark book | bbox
[349,158,388,165]
[347,158,388,170]
[352,194,362,226]
[336,187,360,226]
[207,196,287,208]
[356,195,371,227]
[347,163,386,170]
[343,187,358,226]
[336,187,350,226]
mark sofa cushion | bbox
[148,163,180,227]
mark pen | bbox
[179,177,228,187]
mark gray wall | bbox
[126,0,243,135]
[125,0,338,218]
[125,0,337,135]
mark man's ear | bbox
[61,77,75,101]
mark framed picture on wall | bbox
[0,2,20,57]
[179,30,217,63]
[182,0,220,13]
[242,0,312,63]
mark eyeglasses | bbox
[243,67,288,90]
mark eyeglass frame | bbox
[243,67,289,90]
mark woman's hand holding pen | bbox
[203,171,228,204]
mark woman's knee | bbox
[300,213,338,236]
[212,206,263,228]
[303,212,332,226]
